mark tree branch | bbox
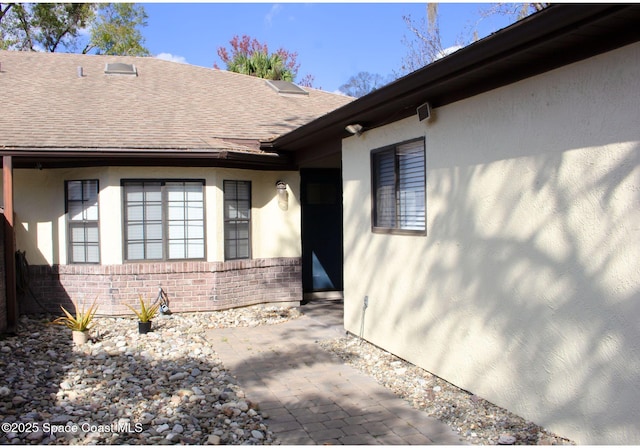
[0,3,14,23]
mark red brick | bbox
[19,257,302,315]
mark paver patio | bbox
[206,301,464,445]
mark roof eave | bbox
[268,4,640,153]
[1,147,295,171]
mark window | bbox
[123,180,205,261]
[371,139,426,234]
[224,180,251,260]
[66,180,100,263]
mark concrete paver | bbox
[206,301,464,445]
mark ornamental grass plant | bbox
[53,298,99,332]
[126,296,160,323]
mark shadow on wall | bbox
[343,141,640,444]
[10,170,74,316]
[14,249,75,317]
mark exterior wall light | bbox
[276,180,288,211]
[345,124,364,136]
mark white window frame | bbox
[66,179,100,264]
[223,180,252,260]
[122,179,206,261]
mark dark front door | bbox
[301,169,343,295]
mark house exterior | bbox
[2,4,640,444]
[0,50,352,330]
[269,4,640,445]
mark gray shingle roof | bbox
[0,50,353,157]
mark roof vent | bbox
[104,62,137,76]
[265,80,308,96]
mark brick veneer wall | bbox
[19,257,302,316]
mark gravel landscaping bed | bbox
[319,334,575,445]
[0,307,300,445]
[2,304,574,445]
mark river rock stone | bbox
[251,430,265,440]
[206,434,221,445]
[320,333,575,446]
[0,308,301,445]
[169,372,188,381]
[17,304,575,446]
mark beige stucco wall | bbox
[342,42,640,445]
[2,166,300,266]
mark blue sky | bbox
[143,3,513,93]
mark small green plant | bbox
[53,298,99,332]
[126,296,160,323]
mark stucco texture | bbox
[342,43,640,444]
[3,166,300,266]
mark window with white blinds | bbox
[123,180,205,261]
[66,180,100,263]
[223,180,251,260]
[371,139,426,234]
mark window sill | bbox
[371,227,426,236]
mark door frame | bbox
[300,168,344,300]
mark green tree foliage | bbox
[0,2,148,55]
[229,50,293,82]
[0,3,94,52]
[216,35,314,86]
[0,4,16,49]
[84,3,149,55]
